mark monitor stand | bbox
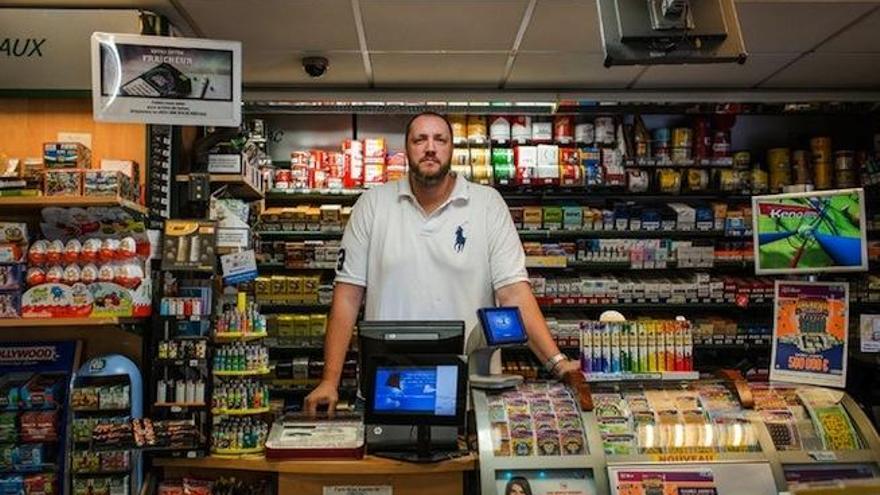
[370,425,467,463]
[469,347,523,390]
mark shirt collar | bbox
[397,172,470,202]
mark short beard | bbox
[409,159,451,187]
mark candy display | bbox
[21,213,151,318]
[70,385,130,411]
[486,381,586,457]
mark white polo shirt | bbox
[335,173,528,343]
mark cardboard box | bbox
[542,206,563,230]
[523,207,543,231]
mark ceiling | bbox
[6,0,880,93]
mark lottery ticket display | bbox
[750,383,862,452]
[486,382,588,457]
[592,381,758,455]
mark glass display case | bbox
[474,378,880,495]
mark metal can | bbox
[671,127,693,162]
[810,136,832,164]
[594,116,615,145]
[767,148,791,192]
[814,161,833,189]
[653,128,671,161]
[791,150,811,185]
[835,150,857,188]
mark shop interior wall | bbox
[259,113,873,161]
[0,98,147,184]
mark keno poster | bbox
[770,281,849,388]
[91,32,241,126]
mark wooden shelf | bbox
[0,195,146,215]
[176,174,265,200]
[0,317,142,328]
[154,452,477,475]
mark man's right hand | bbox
[304,380,339,417]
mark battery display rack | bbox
[148,276,214,458]
[70,355,143,495]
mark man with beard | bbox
[305,112,578,414]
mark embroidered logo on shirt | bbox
[336,248,346,272]
[454,225,466,252]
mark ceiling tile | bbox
[817,6,880,53]
[370,53,509,87]
[634,53,799,89]
[519,0,603,52]
[243,51,368,86]
[505,52,642,88]
[736,2,875,53]
[177,0,360,50]
[760,52,880,88]
[361,0,529,51]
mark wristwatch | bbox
[544,353,568,374]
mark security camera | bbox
[302,56,329,78]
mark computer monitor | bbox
[364,354,467,427]
[752,188,868,275]
[477,307,528,347]
[358,320,464,403]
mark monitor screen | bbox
[478,307,528,346]
[364,354,467,427]
[752,188,868,275]
[373,365,459,416]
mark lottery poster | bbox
[770,281,849,389]
[495,470,596,495]
[613,469,718,495]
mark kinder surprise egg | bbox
[28,240,48,265]
[115,263,144,289]
[63,264,81,285]
[118,237,137,259]
[64,239,82,264]
[46,240,64,263]
[26,267,46,287]
[81,264,98,284]
[81,239,101,262]
[98,264,115,282]
[99,239,119,262]
[46,265,64,283]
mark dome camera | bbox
[302,56,329,78]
